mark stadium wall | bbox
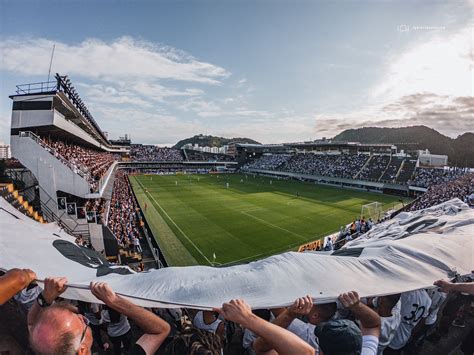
[126,172,167,268]
[11,134,91,202]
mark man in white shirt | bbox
[410,288,447,350]
[386,289,432,354]
[369,293,401,354]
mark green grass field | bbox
[130,174,408,266]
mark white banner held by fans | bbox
[0,198,472,309]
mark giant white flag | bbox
[0,198,472,309]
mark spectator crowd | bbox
[409,167,471,188]
[130,145,184,162]
[278,153,370,179]
[107,170,143,254]
[41,137,118,190]
[357,155,391,181]
[242,153,473,189]
[3,139,472,354]
[242,154,291,170]
[407,173,474,211]
[1,266,472,355]
[183,149,235,162]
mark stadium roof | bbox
[10,74,109,145]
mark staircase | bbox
[354,155,372,179]
[182,148,189,162]
[0,183,45,223]
[395,160,406,182]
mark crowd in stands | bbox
[358,155,391,181]
[42,137,117,190]
[130,145,184,161]
[1,266,472,355]
[249,153,370,179]
[1,172,473,354]
[396,160,417,183]
[57,192,106,223]
[380,158,403,182]
[300,216,377,252]
[245,153,382,180]
[242,154,291,170]
[407,173,474,211]
[242,154,474,191]
[183,149,235,162]
[278,153,331,176]
[107,170,143,253]
[84,198,106,217]
[329,154,368,179]
[410,167,471,188]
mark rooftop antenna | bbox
[47,44,56,82]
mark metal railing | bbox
[4,173,90,239]
[54,74,108,143]
[97,161,118,193]
[19,131,96,189]
[14,74,109,144]
[15,80,57,95]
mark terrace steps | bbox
[0,183,45,223]
[354,155,373,179]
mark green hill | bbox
[173,134,260,149]
[333,126,474,167]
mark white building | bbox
[418,150,448,167]
[0,142,11,159]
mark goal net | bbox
[361,202,383,222]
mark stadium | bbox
[0,2,473,355]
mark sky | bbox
[0,0,472,146]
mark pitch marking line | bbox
[240,211,307,241]
[135,178,213,266]
[241,207,264,213]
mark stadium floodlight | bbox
[360,202,383,222]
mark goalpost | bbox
[361,202,383,222]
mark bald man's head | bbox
[30,304,92,355]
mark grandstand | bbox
[1,74,473,355]
[3,74,473,268]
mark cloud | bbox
[370,26,472,102]
[0,23,471,145]
[131,82,203,102]
[314,24,473,139]
[314,92,474,138]
[217,114,317,143]
[94,106,206,145]
[76,83,153,107]
[197,108,273,119]
[0,36,230,84]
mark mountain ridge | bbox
[173,134,260,149]
[333,125,474,167]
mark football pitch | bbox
[129,174,408,266]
